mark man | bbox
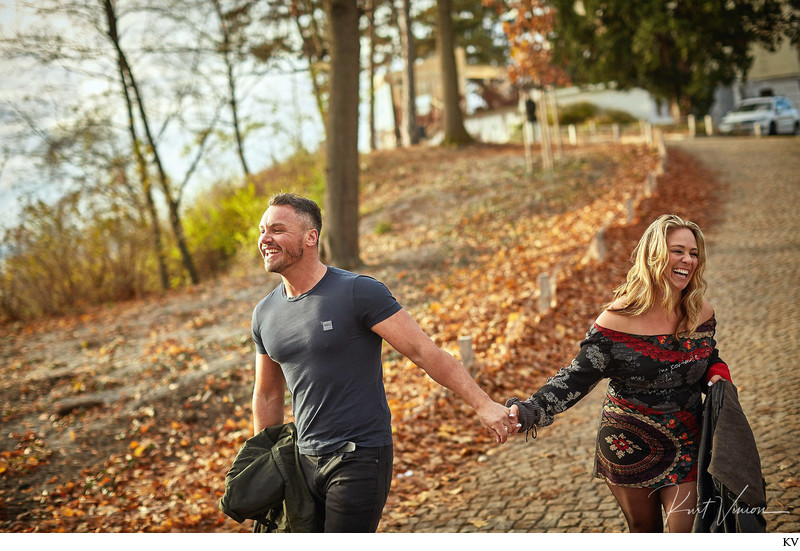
[251,192,515,532]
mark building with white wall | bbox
[711,39,800,123]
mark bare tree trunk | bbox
[211,0,251,177]
[436,0,472,146]
[322,0,361,269]
[108,10,169,290]
[669,98,682,125]
[295,0,329,126]
[104,0,199,285]
[399,0,418,146]
[122,78,170,290]
[106,0,169,289]
[367,0,378,151]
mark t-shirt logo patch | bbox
[322,320,334,331]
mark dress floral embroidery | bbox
[606,432,642,459]
[509,317,727,488]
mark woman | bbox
[506,214,732,532]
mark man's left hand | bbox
[476,401,519,444]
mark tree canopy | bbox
[416,0,510,66]
[547,0,793,117]
[2,0,797,318]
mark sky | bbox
[0,0,334,231]
[0,0,467,233]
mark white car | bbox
[718,96,800,135]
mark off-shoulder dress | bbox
[507,317,731,488]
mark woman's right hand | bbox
[508,403,522,435]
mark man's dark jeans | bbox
[299,443,393,532]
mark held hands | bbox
[477,401,523,444]
[508,404,521,435]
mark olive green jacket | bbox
[219,422,322,532]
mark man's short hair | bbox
[268,192,322,235]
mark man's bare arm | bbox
[371,309,514,443]
[252,352,287,434]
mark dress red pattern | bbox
[507,317,729,488]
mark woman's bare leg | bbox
[606,482,664,532]
[659,482,697,533]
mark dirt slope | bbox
[1,141,718,532]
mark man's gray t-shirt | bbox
[251,266,402,455]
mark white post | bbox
[458,335,477,377]
[537,88,554,172]
[568,124,578,145]
[538,273,552,314]
[549,266,559,309]
[547,87,563,160]
[704,115,714,136]
[644,172,657,197]
[754,123,762,138]
[645,122,654,147]
[656,129,666,158]
[688,114,696,138]
[589,227,607,262]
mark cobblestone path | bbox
[390,136,800,533]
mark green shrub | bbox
[558,102,600,125]
[183,181,265,276]
[596,109,637,125]
[182,148,326,275]
[558,102,636,126]
[375,221,392,235]
[0,149,328,321]
[0,194,158,321]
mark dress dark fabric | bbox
[508,317,726,489]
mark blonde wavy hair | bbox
[609,214,708,336]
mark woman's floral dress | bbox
[507,317,729,488]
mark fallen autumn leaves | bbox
[0,141,721,532]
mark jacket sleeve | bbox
[506,328,612,431]
[705,326,732,384]
[219,428,284,523]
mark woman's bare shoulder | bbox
[701,298,715,323]
[595,298,633,332]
